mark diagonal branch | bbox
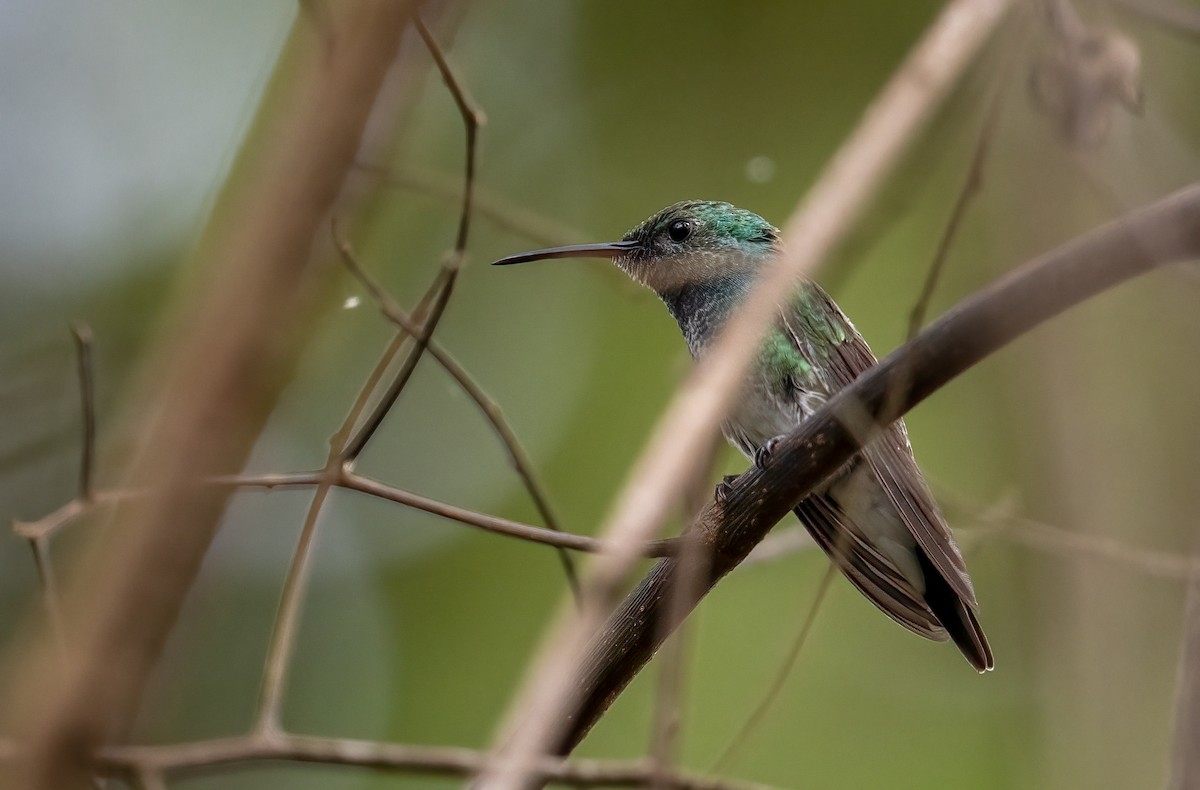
[551,182,1200,756]
[333,223,582,598]
[254,267,453,733]
[481,1,1015,785]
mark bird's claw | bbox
[714,474,739,504]
[753,435,786,468]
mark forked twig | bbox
[415,16,484,255]
[257,271,453,732]
[342,273,457,463]
[256,14,484,736]
[333,221,582,599]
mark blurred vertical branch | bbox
[1169,577,1200,790]
[3,3,417,788]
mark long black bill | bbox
[491,240,640,266]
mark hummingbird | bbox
[493,200,992,672]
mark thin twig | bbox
[713,564,836,773]
[974,512,1200,581]
[88,733,776,790]
[333,221,582,599]
[354,162,584,247]
[12,498,92,541]
[414,16,485,255]
[254,479,334,734]
[906,55,1012,339]
[70,323,96,501]
[25,535,68,660]
[340,470,676,558]
[342,272,457,462]
[13,470,679,560]
[256,272,453,732]
[481,2,1014,784]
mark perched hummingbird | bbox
[493,200,992,672]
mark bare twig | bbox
[257,271,454,732]
[974,511,1200,581]
[906,58,1012,339]
[14,470,678,561]
[481,2,1014,784]
[4,6,419,787]
[354,162,584,247]
[414,16,485,254]
[69,323,96,501]
[332,222,583,599]
[713,564,835,772]
[342,272,457,462]
[24,536,67,660]
[546,183,1200,757]
[12,498,93,541]
[87,733,777,790]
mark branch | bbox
[332,221,583,598]
[1169,577,1200,790]
[88,734,776,790]
[354,162,585,247]
[2,5,418,788]
[69,323,96,501]
[482,1,1014,784]
[550,183,1200,755]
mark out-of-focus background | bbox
[3,1,1200,788]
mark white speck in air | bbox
[745,155,776,184]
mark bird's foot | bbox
[714,474,739,504]
[753,435,787,468]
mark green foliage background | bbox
[3,2,1200,788]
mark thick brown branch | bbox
[554,183,1200,754]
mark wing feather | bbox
[795,494,948,640]
[780,284,977,606]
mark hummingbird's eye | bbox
[667,219,692,243]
